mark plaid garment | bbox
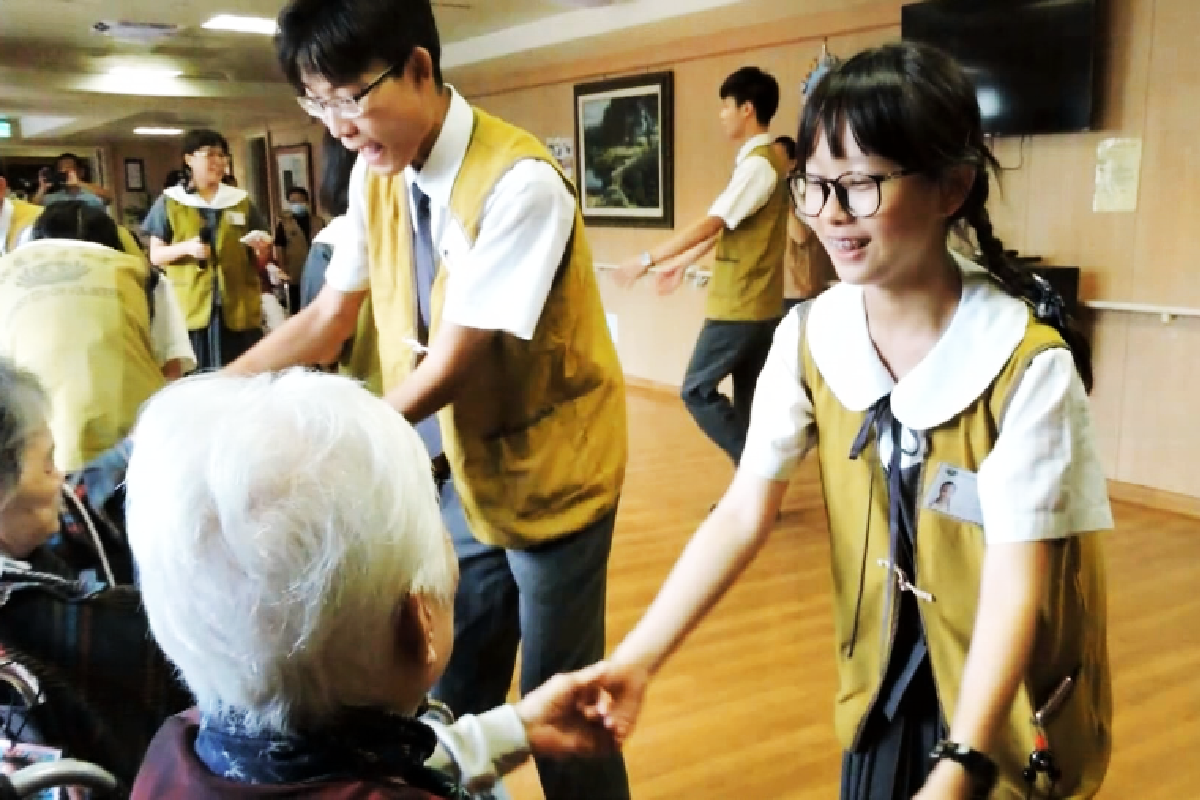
[0,439,191,791]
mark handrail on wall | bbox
[596,264,1200,322]
[594,262,712,285]
[1082,299,1200,323]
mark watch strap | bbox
[930,739,998,797]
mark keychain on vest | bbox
[1023,671,1076,799]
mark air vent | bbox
[93,21,182,46]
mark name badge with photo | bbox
[923,463,984,527]
[227,211,246,227]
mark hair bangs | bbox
[797,47,950,175]
[277,5,372,93]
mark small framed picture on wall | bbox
[123,158,146,192]
[273,143,313,206]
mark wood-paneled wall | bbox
[459,0,1200,500]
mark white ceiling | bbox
[0,0,853,144]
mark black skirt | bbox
[840,658,943,800]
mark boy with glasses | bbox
[226,2,629,798]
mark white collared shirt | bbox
[326,87,576,341]
[707,132,781,230]
[740,254,1113,543]
[0,197,34,256]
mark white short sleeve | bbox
[323,157,371,293]
[739,307,817,481]
[439,160,575,340]
[978,348,1114,543]
[149,278,197,373]
[425,705,530,793]
[260,292,288,333]
[708,155,779,230]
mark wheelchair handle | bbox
[0,758,119,797]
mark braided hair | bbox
[797,42,1093,392]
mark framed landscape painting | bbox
[574,71,674,228]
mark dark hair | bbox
[773,135,797,161]
[54,152,90,183]
[276,0,442,93]
[319,133,357,217]
[797,42,1093,391]
[286,186,310,202]
[719,67,780,126]
[30,200,124,252]
[163,169,188,191]
[181,129,229,157]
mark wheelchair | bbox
[0,564,190,797]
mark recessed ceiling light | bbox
[202,14,278,35]
[109,67,183,80]
[134,127,185,136]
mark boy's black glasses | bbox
[298,64,398,119]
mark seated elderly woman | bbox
[0,357,188,785]
[126,370,616,799]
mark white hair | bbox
[125,369,456,733]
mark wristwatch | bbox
[930,739,998,798]
[639,251,655,269]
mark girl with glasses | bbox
[143,129,274,370]
[590,41,1112,800]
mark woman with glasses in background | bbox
[142,129,274,370]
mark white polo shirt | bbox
[740,254,1114,544]
[707,133,781,230]
[326,87,577,341]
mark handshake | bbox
[510,659,650,758]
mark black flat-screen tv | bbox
[901,0,1099,136]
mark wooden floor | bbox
[504,387,1200,799]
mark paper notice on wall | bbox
[546,137,575,185]
[1093,137,1143,213]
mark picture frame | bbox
[123,158,145,192]
[573,71,674,228]
[273,143,313,207]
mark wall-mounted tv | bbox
[901,0,1099,137]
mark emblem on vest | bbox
[9,255,90,289]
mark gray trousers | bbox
[431,479,631,800]
[681,317,780,463]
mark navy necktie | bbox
[411,183,443,460]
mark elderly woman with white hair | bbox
[0,357,188,785]
[127,370,617,800]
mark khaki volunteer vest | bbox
[707,143,788,321]
[116,224,144,258]
[783,214,836,299]
[163,196,261,331]
[278,211,327,282]
[0,242,165,472]
[5,198,42,253]
[365,106,627,549]
[802,312,1111,798]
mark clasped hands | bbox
[513,659,650,758]
[517,662,975,800]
